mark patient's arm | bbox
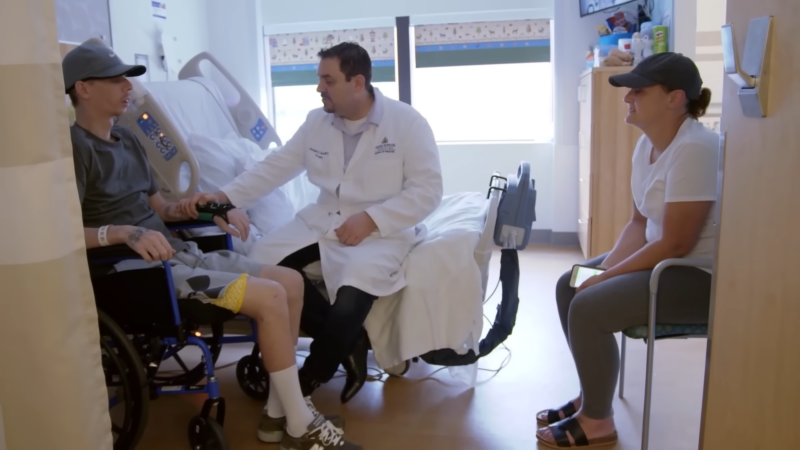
[84,225,175,262]
[149,192,192,222]
[600,200,647,268]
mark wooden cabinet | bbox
[577,67,643,260]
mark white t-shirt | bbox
[630,118,720,261]
[344,116,368,134]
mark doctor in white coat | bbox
[189,42,443,403]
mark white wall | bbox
[673,0,697,57]
[109,0,209,82]
[551,1,644,235]
[439,143,554,231]
[694,0,726,129]
[109,0,267,110]
[206,0,267,108]
[263,0,552,31]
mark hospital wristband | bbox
[98,225,110,247]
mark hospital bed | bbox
[115,50,536,388]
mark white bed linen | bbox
[363,192,488,372]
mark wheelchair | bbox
[88,220,271,450]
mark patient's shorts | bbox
[112,241,264,316]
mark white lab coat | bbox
[221,89,443,303]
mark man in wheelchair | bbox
[64,42,362,449]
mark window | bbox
[266,27,398,144]
[412,19,553,143]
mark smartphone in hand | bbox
[569,264,607,288]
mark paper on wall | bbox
[160,30,182,78]
[152,1,167,20]
[152,1,168,35]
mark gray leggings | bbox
[556,252,712,420]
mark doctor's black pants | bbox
[278,243,377,390]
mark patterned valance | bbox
[414,19,551,68]
[268,27,396,87]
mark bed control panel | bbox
[250,118,269,142]
[136,112,178,162]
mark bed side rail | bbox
[178,52,282,150]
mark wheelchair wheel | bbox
[98,310,150,450]
[187,415,228,450]
[153,323,224,387]
[235,345,268,401]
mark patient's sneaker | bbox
[258,396,345,443]
[279,414,363,450]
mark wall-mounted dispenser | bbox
[721,16,774,118]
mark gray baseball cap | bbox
[608,52,703,100]
[62,43,146,93]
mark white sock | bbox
[265,379,285,418]
[261,346,298,417]
[269,366,315,438]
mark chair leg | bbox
[619,333,626,399]
[641,331,657,450]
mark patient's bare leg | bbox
[257,265,304,344]
[237,277,314,438]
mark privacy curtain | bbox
[0,1,112,449]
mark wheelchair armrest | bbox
[87,244,142,264]
[166,219,233,252]
[166,219,218,231]
[649,257,714,295]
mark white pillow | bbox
[234,148,296,234]
[182,133,297,236]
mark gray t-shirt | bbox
[71,123,189,253]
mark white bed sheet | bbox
[364,192,489,374]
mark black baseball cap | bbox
[608,52,703,100]
[62,42,146,93]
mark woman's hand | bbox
[576,273,609,293]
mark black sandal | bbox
[536,401,578,426]
[536,416,618,448]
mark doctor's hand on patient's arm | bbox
[175,193,250,241]
[176,192,227,219]
[335,212,377,246]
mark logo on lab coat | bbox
[309,147,329,159]
[375,137,396,155]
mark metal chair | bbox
[618,257,712,450]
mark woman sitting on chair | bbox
[536,53,719,448]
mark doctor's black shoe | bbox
[279,414,363,450]
[340,329,369,403]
